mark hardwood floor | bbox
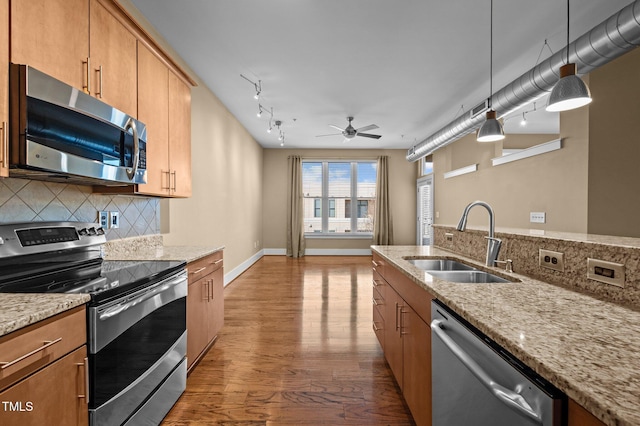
[163,255,415,425]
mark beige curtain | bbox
[373,156,394,245]
[286,155,305,257]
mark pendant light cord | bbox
[489,0,493,109]
[566,0,570,64]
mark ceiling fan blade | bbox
[356,124,378,133]
[316,133,343,137]
[357,133,382,139]
[329,125,345,132]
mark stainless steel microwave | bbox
[9,64,147,186]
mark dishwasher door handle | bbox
[431,319,543,424]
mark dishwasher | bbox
[431,299,566,426]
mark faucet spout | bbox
[456,201,500,266]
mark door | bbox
[417,175,434,245]
[402,303,432,426]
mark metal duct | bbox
[406,0,640,162]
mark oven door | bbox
[88,270,187,426]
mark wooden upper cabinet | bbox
[10,0,89,91]
[168,71,192,197]
[89,0,137,117]
[1,0,8,177]
[137,43,169,196]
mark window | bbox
[302,161,377,235]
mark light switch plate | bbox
[530,212,546,223]
[109,211,120,229]
[587,258,625,288]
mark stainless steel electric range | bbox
[0,222,187,426]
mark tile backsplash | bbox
[0,178,159,240]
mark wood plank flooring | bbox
[162,255,415,425]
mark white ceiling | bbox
[129,0,632,152]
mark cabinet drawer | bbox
[372,253,387,279]
[0,306,86,392]
[187,251,223,283]
[372,269,387,300]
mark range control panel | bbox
[0,222,106,258]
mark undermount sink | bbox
[404,257,513,283]
[406,259,475,271]
[424,270,510,283]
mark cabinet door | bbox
[401,303,432,426]
[89,0,137,117]
[0,0,8,177]
[568,399,605,426]
[384,285,403,389]
[186,279,209,371]
[0,346,88,426]
[168,71,192,197]
[137,43,170,196]
[208,267,224,341]
[11,0,89,91]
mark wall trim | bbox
[264,248,372,256]
[224,249,264,286]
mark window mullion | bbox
[322,161,329,233]
[351,162,357,232]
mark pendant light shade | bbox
[546,0,592,112]
[546,63,592,112]
[477,0,505,143]
[477,110,505,142]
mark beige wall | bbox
[588,48,640,237]
[433,109,589,232]
[262,149,417,250]
[161,86,264,272]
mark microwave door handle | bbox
[125,118,139,180]
[430,319,542,424]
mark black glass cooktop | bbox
[0,248,185,304]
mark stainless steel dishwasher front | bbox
[430,299,566,426]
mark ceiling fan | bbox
[316,117,381,141]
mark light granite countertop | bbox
[0,293,90,338]
[372,245,640,426]
[103,234,224,263]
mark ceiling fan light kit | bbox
[546,0,592,112]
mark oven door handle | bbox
[99,276,182,320]
[431,319,542,424]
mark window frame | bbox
[302,160,376,238]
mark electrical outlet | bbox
[530,212,546,223]
[587,258,625,288]
[539,249,564,272]
[98,211,108,228]
[109,211,120,229]
[445,233,453,242]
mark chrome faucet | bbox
[456,201,502,267]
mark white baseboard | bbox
[225,247,373,286]
[224,249,264,286]
[263,248,372,256]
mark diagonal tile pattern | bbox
[0,178,159,240]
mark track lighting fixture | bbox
[546,0,592,112]
[520,112,527,127]
[254,80,262,100]
[257,104,263,118]
[477,0,505,143]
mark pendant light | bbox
[477,0,505,142]
[546,0,592,112]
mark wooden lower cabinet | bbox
[186,251,224,372]
[0,306,88,426]
[375,260,433,426]
[0,347,88,426]
[568,398,606,426]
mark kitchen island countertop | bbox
[372,245,640,426]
